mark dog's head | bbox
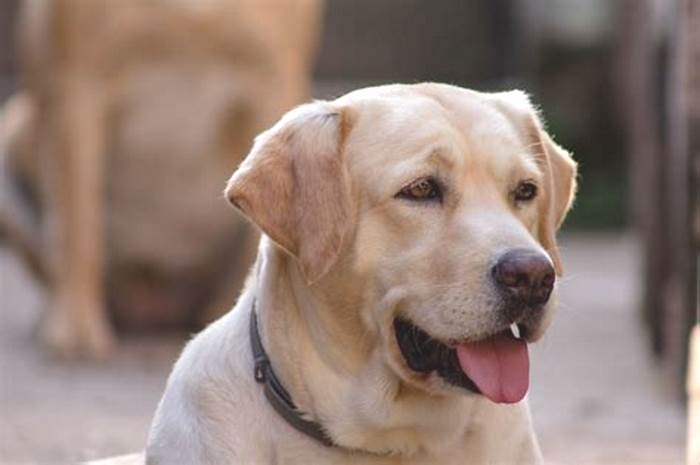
[225,83,576,404]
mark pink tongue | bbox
[456,332,529,404]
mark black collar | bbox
[249,300,335,447]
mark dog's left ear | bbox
[492,91,578,275]
[224,102,354,283]
[533,123,577,275]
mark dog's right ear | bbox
[224,102,355,284]
[490,90,577,275]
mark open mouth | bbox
[393,318,530,404]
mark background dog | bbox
[0,0,322,358]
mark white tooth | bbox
[510,323,521,339]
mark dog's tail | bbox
[0,92,48,283]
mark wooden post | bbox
[619,0,698,396]
[665,0,698,396]
[616,0,667,356]
[684,4,700,461]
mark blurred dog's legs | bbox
[200,227,260,323]
[39,80,115,359]
[0,92,46,280]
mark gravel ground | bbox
[0,233,687,464]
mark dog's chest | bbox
[270,444,482,465]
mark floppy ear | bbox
[224,102,354,283]
[492,91,577,275]
[532,121,577,275]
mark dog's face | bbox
[226,83,576,404]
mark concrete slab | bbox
[0,233,687,464]
[530,233,685,464]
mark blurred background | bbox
[0,0,697,464]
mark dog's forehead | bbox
[339,84,535,182]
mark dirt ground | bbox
[0,233,687,464]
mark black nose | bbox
[492,249,555,306]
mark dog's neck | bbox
[253,238,374,420]
[251,238,478,457]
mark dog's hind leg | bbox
[0,92,47,282]
[39,80,115,359]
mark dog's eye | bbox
[513,181,538,202]
[396,177,442,202]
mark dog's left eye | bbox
[513,181,538,202]
[396,177,442,202]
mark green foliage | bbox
[563,169,627,230]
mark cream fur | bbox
[146,83,577,464]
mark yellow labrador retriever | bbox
[1,0,321,359]
[146,83,577,464]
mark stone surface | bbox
[0,233,687,464]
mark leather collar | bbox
[249,300,335,447]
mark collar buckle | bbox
[254,358,268,383]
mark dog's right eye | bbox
[395,177,442,202]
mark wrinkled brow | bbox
[425,147,456,170]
